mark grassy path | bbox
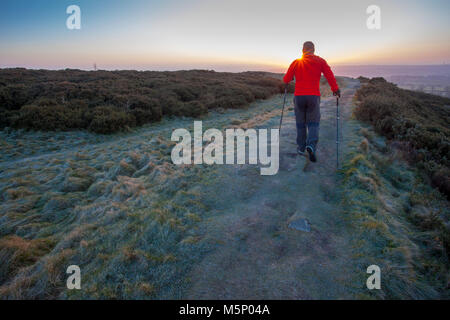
[184,79,365,299]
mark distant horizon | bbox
[2,64,450,79]
[2,63,450,70]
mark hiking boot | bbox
[306,146,317,162]
[297,147,306,156]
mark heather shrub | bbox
[172,84,202,102]
[127,95,163,124]
[0,108,13,127]
[0,84,35,110]
[0,68,291,133]
[432,167,450,197]
[14,104,83,131]
[180,101,208,117]
[159,95,186,116]
[88,106,136,134]
[34,97,58,106]
[354,77,450,198]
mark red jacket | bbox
[283,53,339,96]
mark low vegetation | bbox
[339,124,449,299]
[0,69,287,134]
[354,77,450,198]
[0,75,446,299]
[345,80,449,298]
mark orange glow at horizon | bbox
[2,0,449,72]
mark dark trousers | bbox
[294,95,321,152]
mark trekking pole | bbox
[336,97,340,169]
[279,86,287,132]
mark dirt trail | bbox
[185,79,364,299]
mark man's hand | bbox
[333,89,341,98]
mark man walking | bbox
[283,41,340,162]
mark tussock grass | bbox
[5,187,35,201]
[359,138,369,153]
[340,124,449,299]
[0,235,56,285]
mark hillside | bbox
[0,69,288,133]
[354,77,450,198]
[0,76,448,299]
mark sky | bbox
[1,0,449,72]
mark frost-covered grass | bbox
[0,94,291,299]
[339,122,449,299]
